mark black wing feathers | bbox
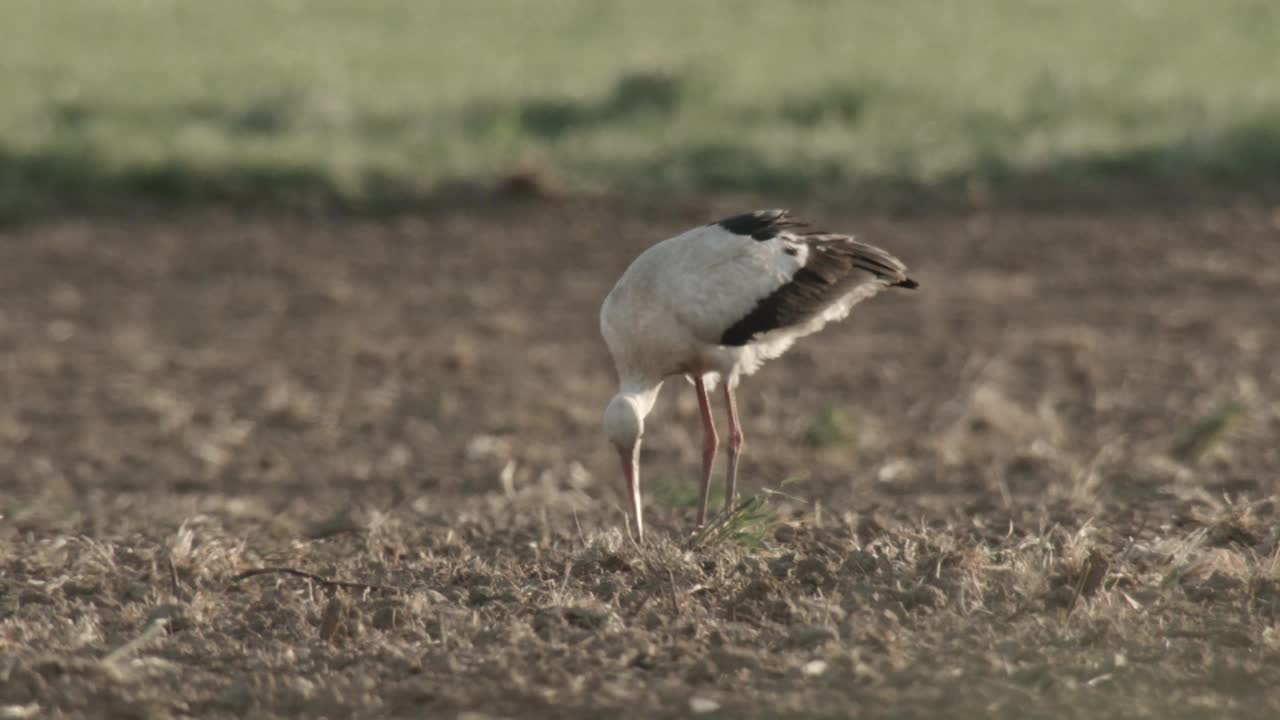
[715,208,809,240]
[715,210,918,347]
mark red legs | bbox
[722,383,744,514]
[694,374,719,527]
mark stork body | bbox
[601,209,917,540]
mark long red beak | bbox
[620,447,642,541]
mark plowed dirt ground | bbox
[2,199,1279,718]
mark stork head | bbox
[604,393,644,452]
[604,386,660,540]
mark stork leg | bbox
[722,383,744,514]
[694,374,718,527]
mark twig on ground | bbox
[1066,549,1110,616]
[227,566,399,594]
[167,557,182,596]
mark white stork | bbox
[600,209,917,540]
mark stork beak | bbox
[619,446,642,541]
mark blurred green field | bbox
[3,0,1279,212]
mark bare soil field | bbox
[2,198,1279,718]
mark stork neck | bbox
[617,377,663,418]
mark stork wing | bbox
[658,209,917,349]
[719,230,916,345]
